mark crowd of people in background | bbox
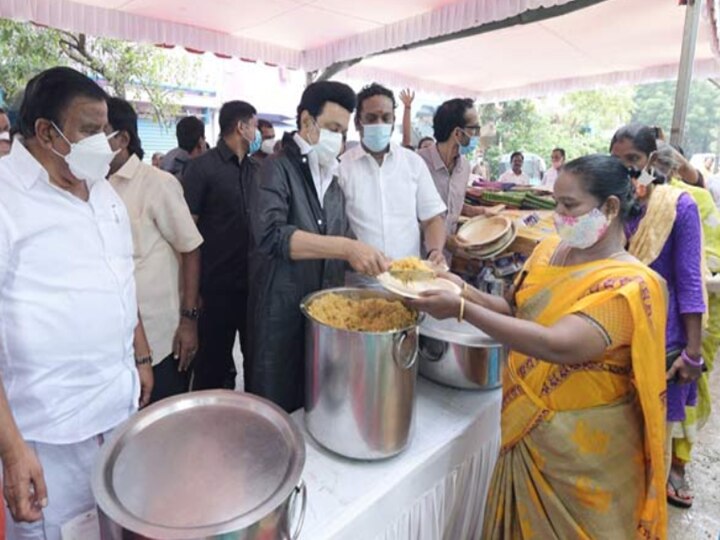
[0,65,717,540]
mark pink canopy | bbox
[1,0,717,99]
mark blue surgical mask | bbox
[362,123,393,153]
[459,131,479,156]
[249,129,262,154]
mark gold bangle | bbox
[462,281,468,298]
[458,297,466,323]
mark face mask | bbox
[362,123,392,153]
[636,166,656,187]
[553,207,610,249]
[261,139,275,155]
[248,129,262,154]
[51,122,117,186]
[458,130,479,156]
[313,124,343,168]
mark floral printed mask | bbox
[553,207,610,249]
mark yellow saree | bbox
[482,237,668,540]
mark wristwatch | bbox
[181,307,200,321]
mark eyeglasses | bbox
[463,125,481,136]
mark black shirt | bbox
[181,139,260,294]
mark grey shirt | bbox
[417,144,470,237]
[160,147,191,180]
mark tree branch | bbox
[58,32,108,80]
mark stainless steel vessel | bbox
[418,315,505,390]
[92,390,307,540]
[301,287,420,460]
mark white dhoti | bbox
[4,431,110,540]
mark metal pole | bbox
[670,0,702,146]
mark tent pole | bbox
[314,59,363,83]
[670,0,702,147]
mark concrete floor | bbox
[668,367,720,540]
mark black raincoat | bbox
[246,133,353,412]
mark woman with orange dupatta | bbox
[409,155,668,539]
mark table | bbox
[294,378,501,540]
[63,379,500,540]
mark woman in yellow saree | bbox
[410,155,668,539]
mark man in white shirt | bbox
[339,83,448,265]
[498,151,531,185]
[107,98,203,402]
[541,147,565,190]
[0,67,151,540]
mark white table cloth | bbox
[66,378,500,540]
[295,378,502,540]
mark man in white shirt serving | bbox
[0,67,151,540]
[498,151,531,185]
[339,83,447,267]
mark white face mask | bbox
[261,138,276,155]
[51,122,118,187]
[312,121,343,168]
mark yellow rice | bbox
[390,257,430,272]
[308,293,416,332]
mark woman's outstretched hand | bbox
[406,290,463,320]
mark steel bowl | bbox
[418,315,505,390]
[301,287,420,460]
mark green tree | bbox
[480,88,634,178]
[632,80,720,156]
[0,20,60,102]
[0,19,197,123]
[481,100,554,177]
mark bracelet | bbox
[135,354,153,366]
[180,307,200,321]
[457,297,466,323]
[681,349,704,368]
[462,281,468,298]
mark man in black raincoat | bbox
[246,81,389,412]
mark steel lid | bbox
[92,390,305,539]
[419,314,500,348]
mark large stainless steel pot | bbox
[418,315,505,390]
[92,390,307,540]
[301,287,420,460]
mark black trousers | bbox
[193,290,249,390]
[150,353,191,404]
